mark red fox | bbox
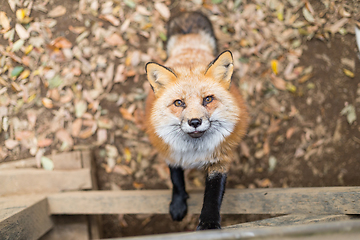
[145,12,248,230]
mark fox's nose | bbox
[188,118,202,128]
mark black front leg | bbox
[197,172,227,230]
[169,166,189,221]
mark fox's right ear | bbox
[145,62,177,94]
[205,50,234,89]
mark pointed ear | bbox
[204,50,234,89]
[145,62,177,94]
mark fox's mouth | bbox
[188,131,205,138]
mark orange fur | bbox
[145,29,248,173]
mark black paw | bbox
[196,221,221,230]
[169,196,188,221]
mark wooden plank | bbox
[0,195,53,240]
[0,151,83,170]
[226,214,360,229]
[102,219,360,240]
[39,216,89,240]
[80,150,102,239]
[52,151,82,169]
[0,168,92,196]
[81,150,98,190]
[47,187,360,215]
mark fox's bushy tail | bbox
[166,12,217,54]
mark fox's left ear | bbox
[145,62,177,94]
[205,50,234,89]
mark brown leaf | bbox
[286,127,297,139]
[255,178,272,188]
[48,6,67,18]
[113,164,133,175]
[298,73,313,83]
[154,2,170,20]
[60,88,73,103]
[271,75,286,90]
[0,12,11,31]
[327,18,348,34]
[15,23,30,39]
[49,89,60,101]
[267,118,281,134]
[263,138,270,155]
[42,98,53,108]
[5,139,19,150]
[68,25,86,34]
[99,14,120,26]
[105,33,125,46]
[240,141,250,158]
[51,36,72,49]
[56,129,74,147]
[136,5,151,16]
[27,110,37,128]
[133,182,145,189]
[97,129,107,144]
[114,64,126,83]
[37,138,53,147]
[15,130,34,140]
[119,107,134,121]
[78,127,95,139]
[72,118,83,137]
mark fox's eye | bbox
[174,99,184,107]
[203,96,214,106]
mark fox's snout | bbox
[188,118,202,128]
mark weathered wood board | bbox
[0,195,53,240]
[39,215,89,240]
[47,187,360,215]
[0,168,92,196]
[0,151,85,170]
[226,214,360,229]
[109,219,360,240]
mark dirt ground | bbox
[0,0,359,238]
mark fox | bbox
[145,12,248,230]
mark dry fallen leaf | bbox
[37,138,53,147]
[271,75,286,90]
[78,127,95,139]
[240,141,250,158]
[286,127,297,139]
[51,36,72,49]
[113,164,133,175]
[48,5,67,18]
[15,23,30,39]
[119,107,134,121]
[343,69,354,78]
[0,11,11,31]
[255,178,272,188]
[42,98,53,108]
[154,2,170,20]
[15,130,34,140]
[270,59,278,75]
[71,118,83,137]
[99,14,120,26]
[56,129,74,148]
[97,129,107,144]
[105,33,125,46]
[5,139,19,150]
[124,148,132,163]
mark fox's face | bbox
[146,51,241,166]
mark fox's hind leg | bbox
[169,166,189,221]
[197,172,227,230]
